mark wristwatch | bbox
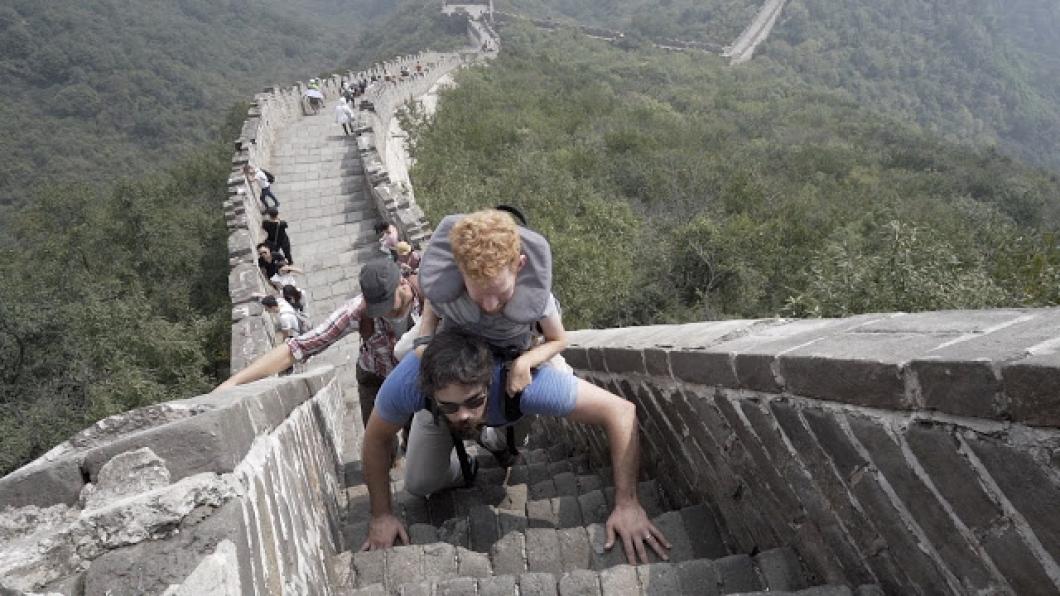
[412,335,434,348]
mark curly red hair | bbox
[450,210,522,282]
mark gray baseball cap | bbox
[360,259,402,317]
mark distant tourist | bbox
[243,164,279,210]
[335,98,356,136]
[375,221,400,258]
[394,241,421,276]
[261,295,303,340]
[257,243,301,281]
[283,284,309,314]
[262,208,293,264]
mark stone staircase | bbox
[331,423,882,595]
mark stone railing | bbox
[354,52,468,249]
[539,308,1060,594]
[353,16,500,249]
[0,368,348,594]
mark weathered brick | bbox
[649,511,693,562]
[643,348,671,377]
[422,538,458,580]
[586,347,605,371]
[740,400,871,584]
[678,505,727,559]
[676,559,719,596]
[0,458,83,509]
[902,422,1001,530]
[669,350,737,388]
[847,415,995,592]
[520,572,559,596]
[564,346,590,371]
[909,360,1001,419]
[553,495,583,529]
[528,498,559,528]
[683,388,772,552]
[780,331,950,409]
[526,528,563,574]
[558,569,601,596]
[456,546,491,577]
[770,402,908,593]
[397,581,431,596]
[807,411,953,592]
[353,550,385,587]
[578,490,609,525]
[551,472,577,497]
[385,545,424,590]
[715,554,761,592]
[436,577,476,596]
[755,547,806,591]
[468,505,499,553]
[438,517,469,548]
[558,527,592,572]
[478,575,518,596]
[637,563,681,595]
[1002,355,1060,427]
[714,394,803,531]
[491,530,527,576]
[965,434,1060,562]
[599,564,640,595]
[980,524,1057,595]
[497,509,528,536]
[602,347,646,375]
[530,479,558,500]
[577,474,604,495]
[528,462,551,484]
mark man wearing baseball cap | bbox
[215,258,421,419]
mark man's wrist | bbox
[412,335,433,348]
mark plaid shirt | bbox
[286,287,421,377]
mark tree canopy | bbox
[409,25,1060,329]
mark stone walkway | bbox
[267,106,385,457]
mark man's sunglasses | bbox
[434,391,487,415]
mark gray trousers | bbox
[403,410,508,497]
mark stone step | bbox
[359,464,649,526]
[379,480,667,550]
[285,208,377,233]
[297,244,381,273]
[339,545,824,595]
[346,504,723,585]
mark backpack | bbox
[262,168,276,184]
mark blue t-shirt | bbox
[374,352,578,427]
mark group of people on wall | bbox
[216,206,672,566]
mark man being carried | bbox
[362,209,670,565]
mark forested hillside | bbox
[0,0,467,477]
[410,25,1060,328]
[0,0,404,224]
[500,0,1060,172]
[764,0,1060,171]
[496,0,758,43]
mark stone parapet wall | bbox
[355,52,469,249]
[540,309,1060,594]
[0,368,349,595]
